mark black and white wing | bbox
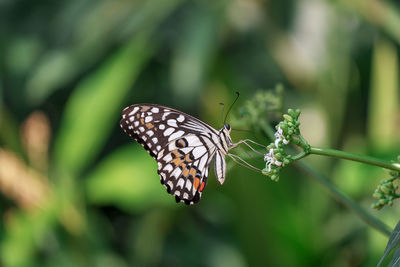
[120,104,221,205]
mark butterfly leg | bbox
[230,139,267,155]
[227,153,263,173]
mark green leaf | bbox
[0,200,60,266]
[378,219,400,266]
[53,32,153,176]
[25,0,183,105]
[368,38,399,150]
[85,145,173,212]
[170,2,222,103]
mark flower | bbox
[274,126,289,148]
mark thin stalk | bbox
[295,161,392,236]
[310,147,400,172]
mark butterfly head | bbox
[224,123,231,131]
[219,123,233,150]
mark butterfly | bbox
[120,104,262,205]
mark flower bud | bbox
[373,192,383,199]
[283,114,293,122]
[271,174,279,181]
[381,185,393,195]
[280,124,289,134]
[378,199,387,205]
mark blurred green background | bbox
[1,0,400,266]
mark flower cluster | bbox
[262,109,307,181]
[372,173,400,210]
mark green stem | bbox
[295,161,392,236]
[310,147,400,172]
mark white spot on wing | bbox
[163,127,175,136]
[177,115,185,122]
[134,121,139,127]
[162,112,170,120]
[152,137,158,143]
[163,164,173,172]
[151,107,159,113]
[171,168,182,179]
[185,180,192,190]
[177,178,185,189]
[147,130,154,137]
[145,116,152,123]
[129,107,139,115]
[163,154,172,162]
[156,145,161,151]
[139,127,145,132]
[183,192,188,199]
[167,119,178,127]
[159,124,165,130]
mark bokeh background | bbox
[1,0,400,266]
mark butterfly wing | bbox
[120,104,220,205]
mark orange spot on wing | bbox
[140,118,144,124]
[172,157,184,167]
[171,150,185,167]
[194,178,200,190]
[182,168,189,177]
[145,122,154,129]
[185,154,193,162]
[199,181,205,192]
[189,168,196,177]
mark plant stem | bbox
[310,147,400,172]
[295,161,392,236]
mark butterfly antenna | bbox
[219,102,225,125]
[224,92,240,124]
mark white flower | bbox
[264,148,282,172]
[274,126,289,148]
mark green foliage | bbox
[1,0,400,266]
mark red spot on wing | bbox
[199,181,205,192]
